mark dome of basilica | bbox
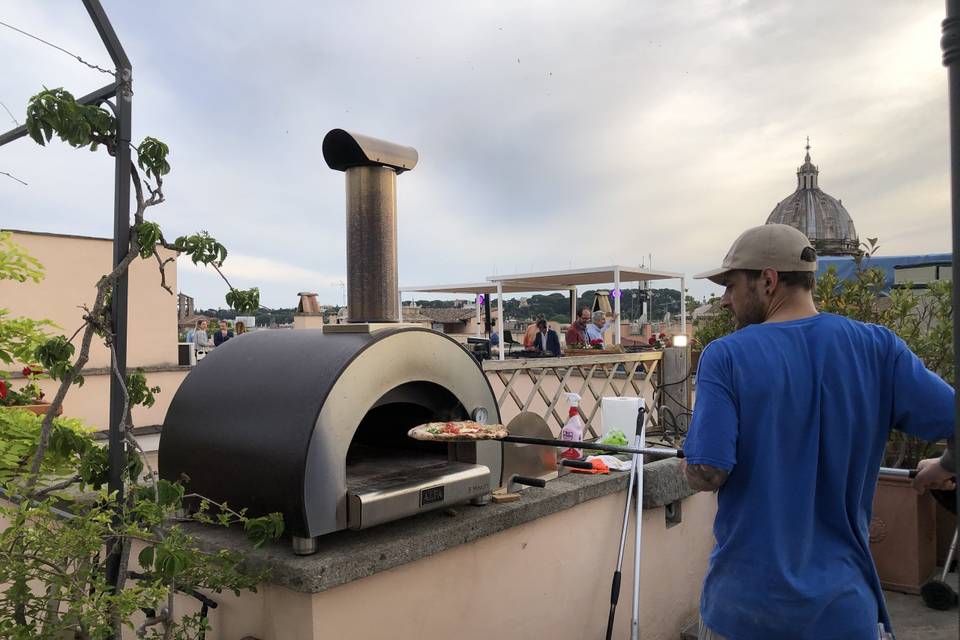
[765,142,859,256]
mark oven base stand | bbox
[292,536,317,556]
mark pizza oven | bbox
[159,325,501,554]
[159,130,502,554]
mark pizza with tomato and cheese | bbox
[407,421,509,441]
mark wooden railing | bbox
[482,351,668,440]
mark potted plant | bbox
[0,366,61,416]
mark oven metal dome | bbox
[765,141,859,256]
[158,326,501,540]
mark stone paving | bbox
[886,567,959,640]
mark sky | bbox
[0,1,952,309]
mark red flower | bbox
[0,381,7,399]
[590,339,603,346]
[658,332,667,338]
[648,336,657,345]
[22,366,31,377]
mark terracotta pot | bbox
[869,474,937,594]
[1,402,63,416]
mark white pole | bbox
[630,404,647,640]
[397,288,403,322]
[476,293,482,337]
[614,267,622,345]
[680,276,687,336]
[497,281,505,361]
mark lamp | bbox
[671,334,689,348]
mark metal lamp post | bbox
[941,0,960,528]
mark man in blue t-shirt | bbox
[683,224,955,640]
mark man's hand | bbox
[682,459,729,492]
[913,457,956,494]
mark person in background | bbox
[532,318,561,356]
[192,319,213,354]
[523,315,543,349]
[682,224,954,640]
[213,320,234,346]
[235,320,247,335]
[488,319,499,347]
[565,307,591,347]
[585,310,619,344]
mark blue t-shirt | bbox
[684,313,953,640]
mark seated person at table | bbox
[585,310,618,344]
[565,307,591,347]
[523,315,543,349]
[488,320,499,347]
[532,319,561,356]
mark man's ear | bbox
[761,268,779,296]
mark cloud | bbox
[1,0,952,306]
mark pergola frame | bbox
[403,265,686,360]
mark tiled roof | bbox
[418,307,477,323]
[402,308,434,323]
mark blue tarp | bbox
[816,254,951,292]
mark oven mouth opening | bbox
[345,381,468,492]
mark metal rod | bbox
[497,281,504,361]
[878,467,917,478]
[484,293,492,338]
[82,0,131,69]
[680,275,687,336]
[81,0,132,614]
[501,434,682,458]
[475,295,482,337]
[939,527,958,582]
[630,415,644,640]
[605,406,644,640]
[942,0,960,558]
[614,267,621,345]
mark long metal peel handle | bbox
[500,435,683,458]
[878,467,918,478]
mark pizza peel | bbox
[407,421,684,459]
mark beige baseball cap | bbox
[694,224,817,285]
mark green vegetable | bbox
[584,430,630,456]
[601,430,628,446]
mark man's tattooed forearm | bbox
[684,464,729,492]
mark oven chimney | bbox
[322,129,418,323]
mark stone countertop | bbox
[185,458,694,594]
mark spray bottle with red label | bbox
[559,392,584,460]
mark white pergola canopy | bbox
[487,265,683,290]
[402,265,687,361]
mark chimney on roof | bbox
[297,292,321,314]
